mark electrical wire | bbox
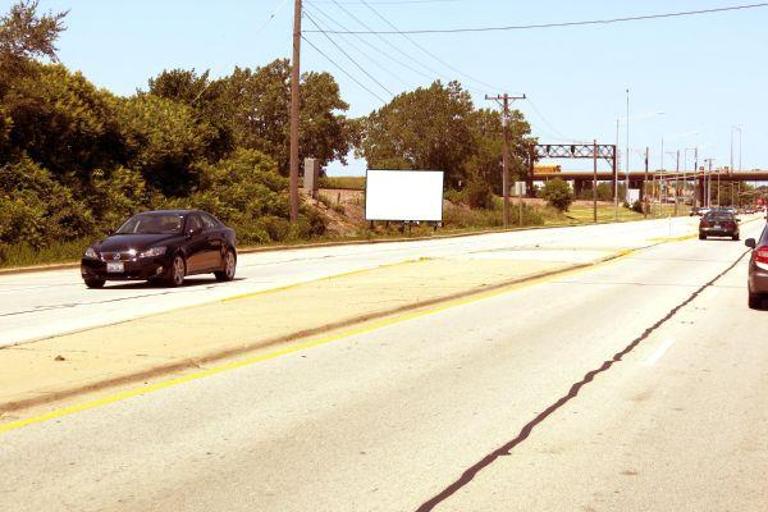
[305,2,768,34]
[313,0,467,91]
[303,11,395,97]
[254,0,292,35]
[358,0,500,92]
[304,4,423,89]
[312,0,465,4]
[301,35,389,103]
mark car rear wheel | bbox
[699,233,706,240]
[732,234,740,241]
[748,291,762,310]
[214,250,236,282]
[165,255,186,287]
[84,277,105,289]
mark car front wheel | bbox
[749,291,762,310]
[214,250,236,282]
[165,255,186,287]
[84,277,105,289]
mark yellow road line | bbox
[0,248,651,435]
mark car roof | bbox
[136,209,199,216]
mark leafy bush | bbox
[0,157,94,249]
[541,178,573,212]
[465,177,494,209]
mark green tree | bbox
[2,63,124,182]
[360,81,533,190]
[87,166,149,232]
[541,178,574,212]
[465,107,533,195]
[115,94,215,196]
[361,80,475,188]
[147,68,233,161]
[0,157,93,248]
[0,1,66,80]
[152,60,359,175]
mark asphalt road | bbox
[2,219,766,511]
[1,217,700,347]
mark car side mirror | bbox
[745,238,756,249]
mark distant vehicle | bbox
[698,210,740,240]
[690,207,711,217]
[81,210,237,288]
[745,225,768,309]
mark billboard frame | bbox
[364,169,445,224]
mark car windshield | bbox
[705,212,733,221]
[116,213,184,234]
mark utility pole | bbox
[593,139,598,223]
[625,88,631,204]
[643,146,649,218]
[486,93,526,227]
[675,149,680,216]
[614,118,620,220]
[694,147,699,207]
[704,158,715,207]
[289,0,302,223]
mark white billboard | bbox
[365,170,444,222]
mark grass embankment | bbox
[560,203,685,224]
[318,176,365,190]
[0,239,91,269]
[0,199,688,271]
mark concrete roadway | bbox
[1,217,699,347]
[1,219,766,511]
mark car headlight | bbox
[84,247,98,259]
[139,246,167,258]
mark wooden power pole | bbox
[486,93,526,227]
[289,0,302,223]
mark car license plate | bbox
[714,224,721,230]
[107,261,124,273]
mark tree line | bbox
[0,1,534,257]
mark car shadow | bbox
[104,277,246,290]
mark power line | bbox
[304,4,423,89]
[312,0,464,4]
[306,2,768,34]
[312,0,460,90]
[525,98,587,143]
[303,10,395,96]
[254,0,292,35]
[301,35,389,103]
[359,0,500,92]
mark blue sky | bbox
[17,0,768,175]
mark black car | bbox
[81,210,237,288]
[698,210,740,240]
[746,225,768,309]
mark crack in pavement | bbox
[414,249,751,512]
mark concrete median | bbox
[0,247,632,418]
